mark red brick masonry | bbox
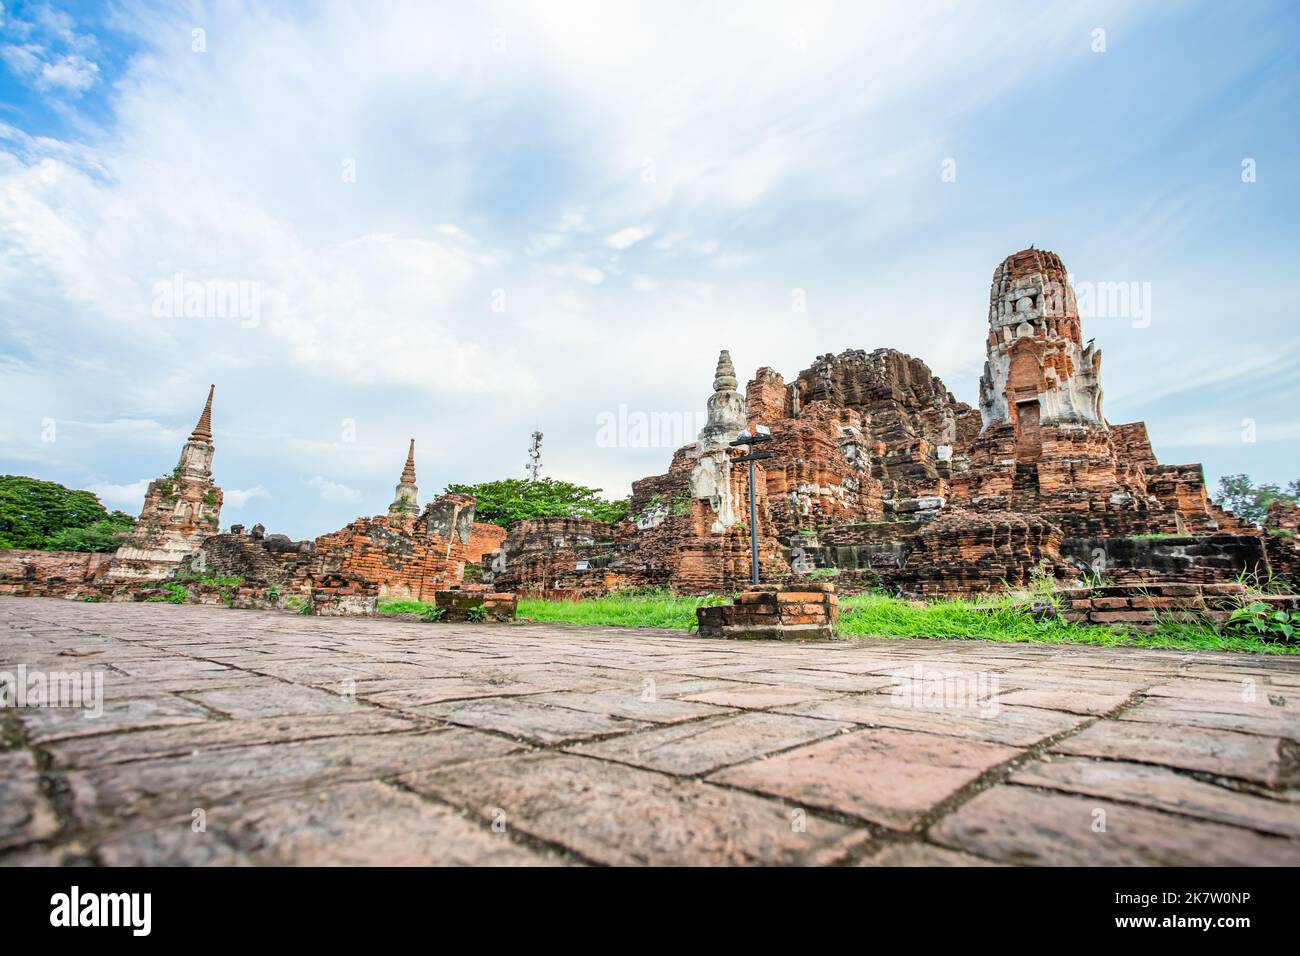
[697,583,838,640]
[1058,582,1300,632]
[433,588,518,622]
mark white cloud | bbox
[88,479,149,511]
[37,52,98,92]
[0,43,42,78]
[605,226,653,250]
[223,485,269,510]
[546,262,605,285]
[0,3,99,97]
[305,476,361,503]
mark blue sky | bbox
[1,0,1297,539]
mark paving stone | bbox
[992,687,1134,716]
[216,658,373,687]
[96,782,562,866]
[739,670,899,693]
[1117,695,1300,740]
[569,712,851,776]
[68,728,522,828]
[45,711,424,768]
[1012,756,1300,838]
[354,677,545,708]
[0,843,87,866]
[709,727,1017,829]
[778,696,1087,747]
[678,684,834,709]
[184,681,369,718]
[417,696,653,744]
[17,694,213,744]
[526,689,730,724]
[401,752,868,865]
[110,658,236,679]
[932,785,1300,866]
[0,750,59,850]
[1051,720,1285,786]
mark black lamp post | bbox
[730,428,775,585]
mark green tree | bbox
[0,475,135,550]
[1213,473,1298,526]
[43,515,136,553]
[446,478,630,528]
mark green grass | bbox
[516,590,727,629]
[377,599,433,616]
[380,590,1297,655]
[837,593,1298,655]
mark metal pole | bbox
[748,458,759,585]
[731,429,774,587]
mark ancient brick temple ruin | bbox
[484,248,1297,599]
[485,350,787,597]
[182,438,506,606]
[1,401,504,608]
[4,246,1295,618]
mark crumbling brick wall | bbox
[307,492,478,602]
[485,516,625,596]
[184,525,315,591]
[0,550,114,596]
[465,522,506,563]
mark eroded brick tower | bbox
[105,385,225,580]
[978,248,1104,460]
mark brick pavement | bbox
[2,597,1297,866]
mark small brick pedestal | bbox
[310,574,378,616]
[696,583,838,640]
[434,587,518,622]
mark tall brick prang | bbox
[103,385,225,582]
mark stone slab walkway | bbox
[2,597,1298,866]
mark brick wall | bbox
[0,550,114,596]
[465,522,506,563]
[433,588,518,622]
[1057,582,1298,632]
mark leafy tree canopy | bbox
[0,475,135,551]
[445,478,630,528]
[1212,473,1299,526]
